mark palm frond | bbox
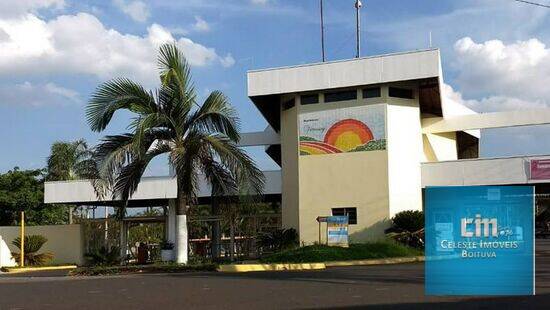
[187,90,240,142]
[87,78,156,132]
[157,43,196,121]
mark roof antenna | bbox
[320,0,326,62]
[429,31,433,48]
[355,0,362,58]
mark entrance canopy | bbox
[44,170,282,206]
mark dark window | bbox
[300,94,319,105]
[389,87,414,99]
[324,90,357,103]
[282,98,295,111]
[332,208,357,225]
[363,87,381,98]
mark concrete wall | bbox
[386,94,424,218]
[0,224,84,266]
[289,91,391,244]
[422,132,458,162]
[280,96,301,233]
[299,151,389,243]
[421,155,550,187]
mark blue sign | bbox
[425,186,534,295]
[327,216,349,246]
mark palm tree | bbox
[46,139,97,223]
[86,43,265,264]
[46,139,96,181]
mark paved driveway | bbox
[0,240,549,309]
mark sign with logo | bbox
[530,159,550,180]
[425,186,534,295]
[326,216,349,247]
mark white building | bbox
[45,49,550,250]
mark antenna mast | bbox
[320,0,326,62]
[355,0,362,58]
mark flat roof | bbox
[247,49,441,97]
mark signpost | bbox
[317,216,349,247]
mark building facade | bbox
[44,48,550,247]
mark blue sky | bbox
[1,0,550,175]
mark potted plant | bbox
[160,240,174,262]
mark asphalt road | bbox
[0,240,549,310]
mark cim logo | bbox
[461,214,498,238]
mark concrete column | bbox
[167,200,177,245]
[175,214,188,264]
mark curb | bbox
[325,256,425,267]
[217,263,326,273]
[2,265,77,274]
[217,256,425,273]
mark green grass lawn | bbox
[260,242,423,264]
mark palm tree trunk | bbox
[175,194,189,264]
[211,197,221,259]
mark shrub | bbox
[392,210,424,232]
[11,235,54,266]
[84,246,120,266]
[386,210,425,249]
[260,242,423,263]
[257,228,299,253]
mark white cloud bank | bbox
[445,37,550,112]
[0,13,235,87]
[113,0,150,23]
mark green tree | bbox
[86,43,264,263]
[46,139,96,181]
[0,168,66,226]
[46,139,98,223]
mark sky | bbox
[1,0,550,175]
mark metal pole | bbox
[320,0,326,62]
[20,211,25,267]
[355,1,362,58]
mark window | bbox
[300,94,319,105]
[363,87,381,99]
[324,90,357,103]
[282,98,295,111]
[389,87,414,99]
[332,207,357,225]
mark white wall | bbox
[0,224,84,266]
[386,98,424,217]
[421,155,550,187]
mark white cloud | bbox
[192,16,210,33]
[250,0,269,5]
[0,81,79,106]
[0,0,65,18]
[443,83,548,113]
[453,37,550,102]
[0,13,235,87]
[113,0,149,23]
[220,54,235,68]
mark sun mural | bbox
[299,105,386,156]
[299,118,386,155]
